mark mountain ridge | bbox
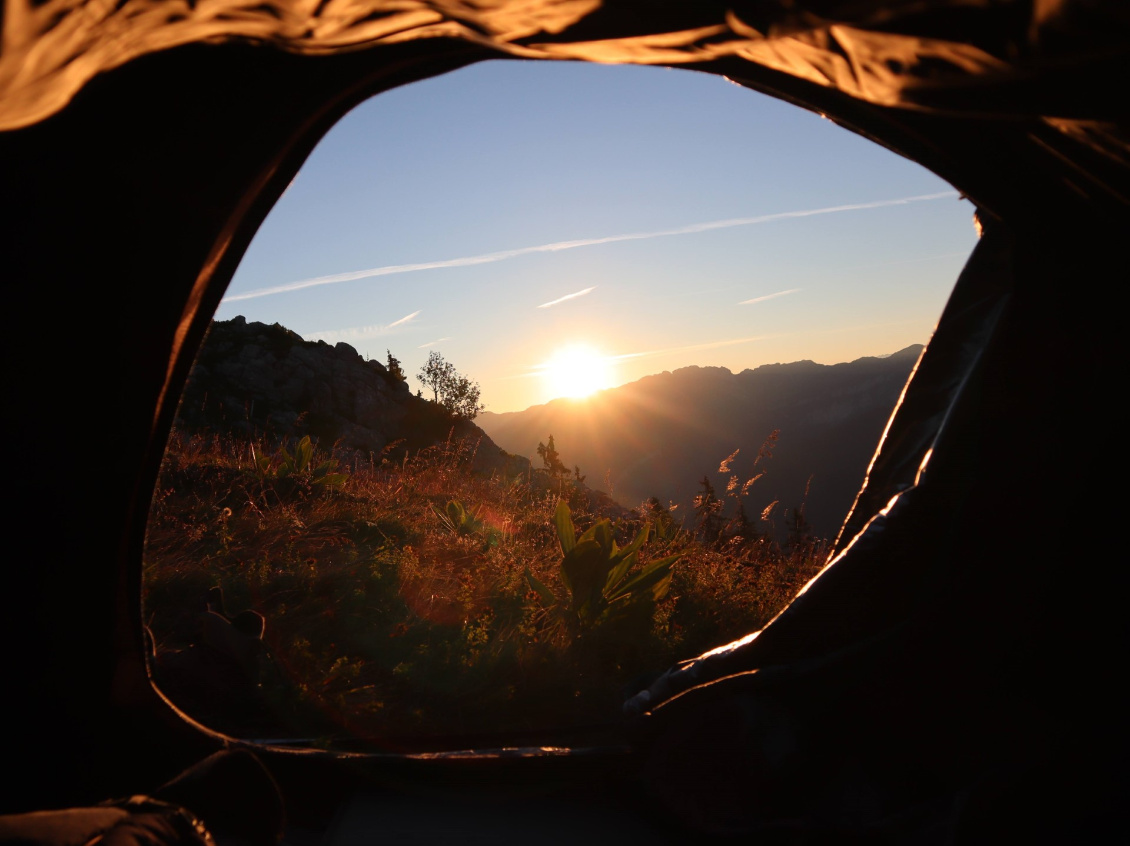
[479,345,923,539]
[177,316,921,539]
[175,316,525,477]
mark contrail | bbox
[418,337,451,348]
[305,310,419,343]
[222,191,959,303]
[538,286,596,308]
[387,310,420,328]
[740,288,801,305]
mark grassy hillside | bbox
[144,428,826,749]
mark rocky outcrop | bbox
[175,316,519,474]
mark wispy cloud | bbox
[388,310,421,328]
[538,286,596,309]
[304,310,420,344]
[222,192,960,302]
[418,337,451,348]
[740,288,802,306]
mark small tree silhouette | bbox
[537,434,569,480]
[417,351,484,420]
[418,351,454,402]
[386,350,406,382]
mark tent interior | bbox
[1,1,1126,842]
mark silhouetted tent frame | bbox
[1,1,1126,839]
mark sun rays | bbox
[536,344,615,399]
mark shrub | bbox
[526,501,680,636]
[252,435,348,488]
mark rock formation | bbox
[174,316,517,475]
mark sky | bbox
[215,59,978,413]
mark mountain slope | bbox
[479,346,922,539]
[176,316,523,475]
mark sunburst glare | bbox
[539,344,614,400]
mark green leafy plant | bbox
[644,496,683,545]
[527,501,680,633]
[434,499,485,536]
[253,435,348,488]
[434,499,505,550]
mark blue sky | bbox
[216,59,977,412]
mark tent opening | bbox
[141,59,976,751]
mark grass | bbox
[143,428,827,749]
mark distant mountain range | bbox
[478,346,923,540]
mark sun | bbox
[541,344,614,400]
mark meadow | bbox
[144,428,827,749]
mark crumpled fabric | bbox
[3,2,1129,131]
[0,751,282,846]
[0,798,213,846]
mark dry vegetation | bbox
[143,429,826,749]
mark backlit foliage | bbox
[144,429,825,747]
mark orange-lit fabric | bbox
[2,1,1128,144]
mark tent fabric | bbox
[2,2,1126,216]
[2,2,1129,128]
[625,213,1014,715]
[0,801,212,846]
[0,0,1126,837]
[631,206,1127,832]
[0,752,283,846]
